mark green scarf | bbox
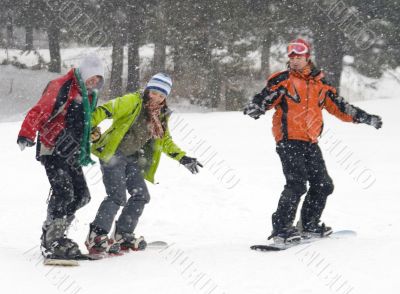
[75,68,98,166]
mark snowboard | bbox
[250,230,357,252]
[118,241,168,251]
[43,253,102,266]
[86,241,168,257]
[147,240,168,248]
[43,241,169,266]
[43,241,169,265]
[43,259,79,266]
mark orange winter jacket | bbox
[259,65,367,143]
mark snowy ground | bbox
[0,97,399,294]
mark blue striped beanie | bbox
[145,73,173,97]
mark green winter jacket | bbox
[91,92,186,183]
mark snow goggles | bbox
[287,42,309,56]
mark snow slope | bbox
[0,98,399,294]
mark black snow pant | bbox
[41,154,90,246]
[91,151,150,235]
[272,140,334,233]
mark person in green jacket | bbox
[85,73,202,254]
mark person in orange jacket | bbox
[244,38,382,244]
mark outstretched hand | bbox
[179,156,203,174]
[17,136,35,151]
[243,102,265,120]
[244,92,267,119]
[368,115,383,129]
[358,113,383,129]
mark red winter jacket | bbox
[18,69,92,148]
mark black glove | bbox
[252,92,266,106]
[243,102,265,119]
[358,114,383,129]
[244,92,268,119]
[179,156,203,174]
[17,136,35,151]
[368,115,383,129]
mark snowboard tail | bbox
[43,259,79,266]
[43,253,103,266]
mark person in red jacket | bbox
[17,54,105,259]
[244,38,382,244]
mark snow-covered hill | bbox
[0,98,399,294]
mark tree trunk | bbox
[25,26,34,51]
[153,3,166,73]
[153,41,166,73]
[47,26,61,73]
[126,5,142,92]
[172,44,185,80]
[110,38,124,99]
[260,36,271,79]
[6,10,14,48]
[195,4,214,108]
[311,10,346,92]
[203,33,221,108]
[126,39,140,92]
[314,33,345,92]
[209,60,221,108]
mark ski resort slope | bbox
[0,98,399,294]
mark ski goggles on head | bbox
[287,42,309,56]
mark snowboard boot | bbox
[42,238,82,259]
[113,229,147,251]
[85,224,120,255]
[113,232,147,251]
[41,217,81,259]
[268,226,301,244]
[112,221,147,251]
[297,220,333,238]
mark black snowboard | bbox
[250,230,357,252]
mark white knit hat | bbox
[78,54,105,88]
[145,73,172,97]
